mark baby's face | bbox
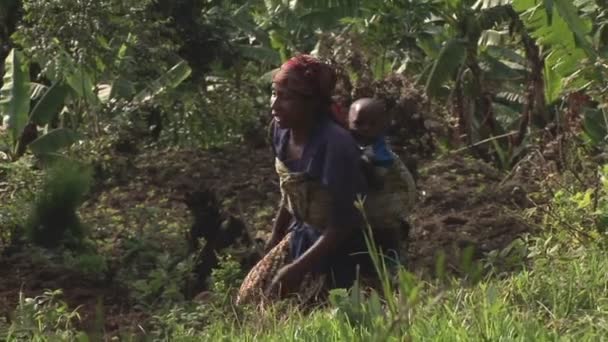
[348,103,387,144]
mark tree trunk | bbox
[515,31,544,146]
[15,122,38,158]
[452,67,467,146]
[467,46,497,140]
[508,7,547,146]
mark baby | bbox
[348,97,417,269]
[348,98,395,190]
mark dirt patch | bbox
[82,145,279,243]
[0,250,145,336]
[407,155,533,275]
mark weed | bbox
[25,160,92,249]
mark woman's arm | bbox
[284,226,341,273]
[266,204,292,251]
[270,226,342,295]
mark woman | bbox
[236,55,373,305]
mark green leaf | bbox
[582,108,608,145]
[110,77,135,100]
[297,0,360,16]
[494,101,522,130]
[269,30,289,62]
[425,38,467,98]
[417,32,442,59]
[29,128,79,156]
[29,82,70,125]
[515,0,594,101]
[0,49,30,147]
[237,45,281,64]
[545,0,554,25]
[553,0,595,58]
[446,0,464,11]
[577,189,593,208]
[480,52,526,81]
[232,7,272,48]
[66,68,98,106]
[298,5,358,28]
[544,58,561,103]
[485,46,527,66]
[132,60,192,105]
[117,43,128,61]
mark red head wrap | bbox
[273,55,347,126]
[273,55,336,100]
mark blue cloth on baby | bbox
[370,136,394,167]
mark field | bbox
[2,0,608,340]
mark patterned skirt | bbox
[235,232,327,307]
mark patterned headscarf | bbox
[273,55,335,102]
[273,55,347,125]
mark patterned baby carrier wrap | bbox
[364,151,416,235]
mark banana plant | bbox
[251,0,363,61]
[0,49,79,160]
[0,48,192,161]
[0,49,29,152]
[424,0,522,149]
[513,0,604,148]
[513,0,596,103]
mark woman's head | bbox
[271,55,336,129]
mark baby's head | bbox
[348,98,389,144]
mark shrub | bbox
[25,160,92,249]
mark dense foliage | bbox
[2,0,608,340]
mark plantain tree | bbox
[0,47,192,161]
[513,0,607,147]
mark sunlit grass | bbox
[185,240,608,342]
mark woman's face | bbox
[270,82,311,129]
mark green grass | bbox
[4,156,608,341]
[5,218,608,341]
[145,236,608,342]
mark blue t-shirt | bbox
[369,136,394,168]
[272,116,369,264]
[272,116,368,230]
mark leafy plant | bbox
[210,254,243,295]
[0,49,30,155]
[7,289,84,341]
[540,164,608,242]
[0,49,78,160]
[0,157,42,248]
[130,252,196,307]
[25,159,92,249]
[62,250,109,277]
[513,0,596,103]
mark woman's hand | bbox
[268,263,302,296]
[268,228,341,297]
